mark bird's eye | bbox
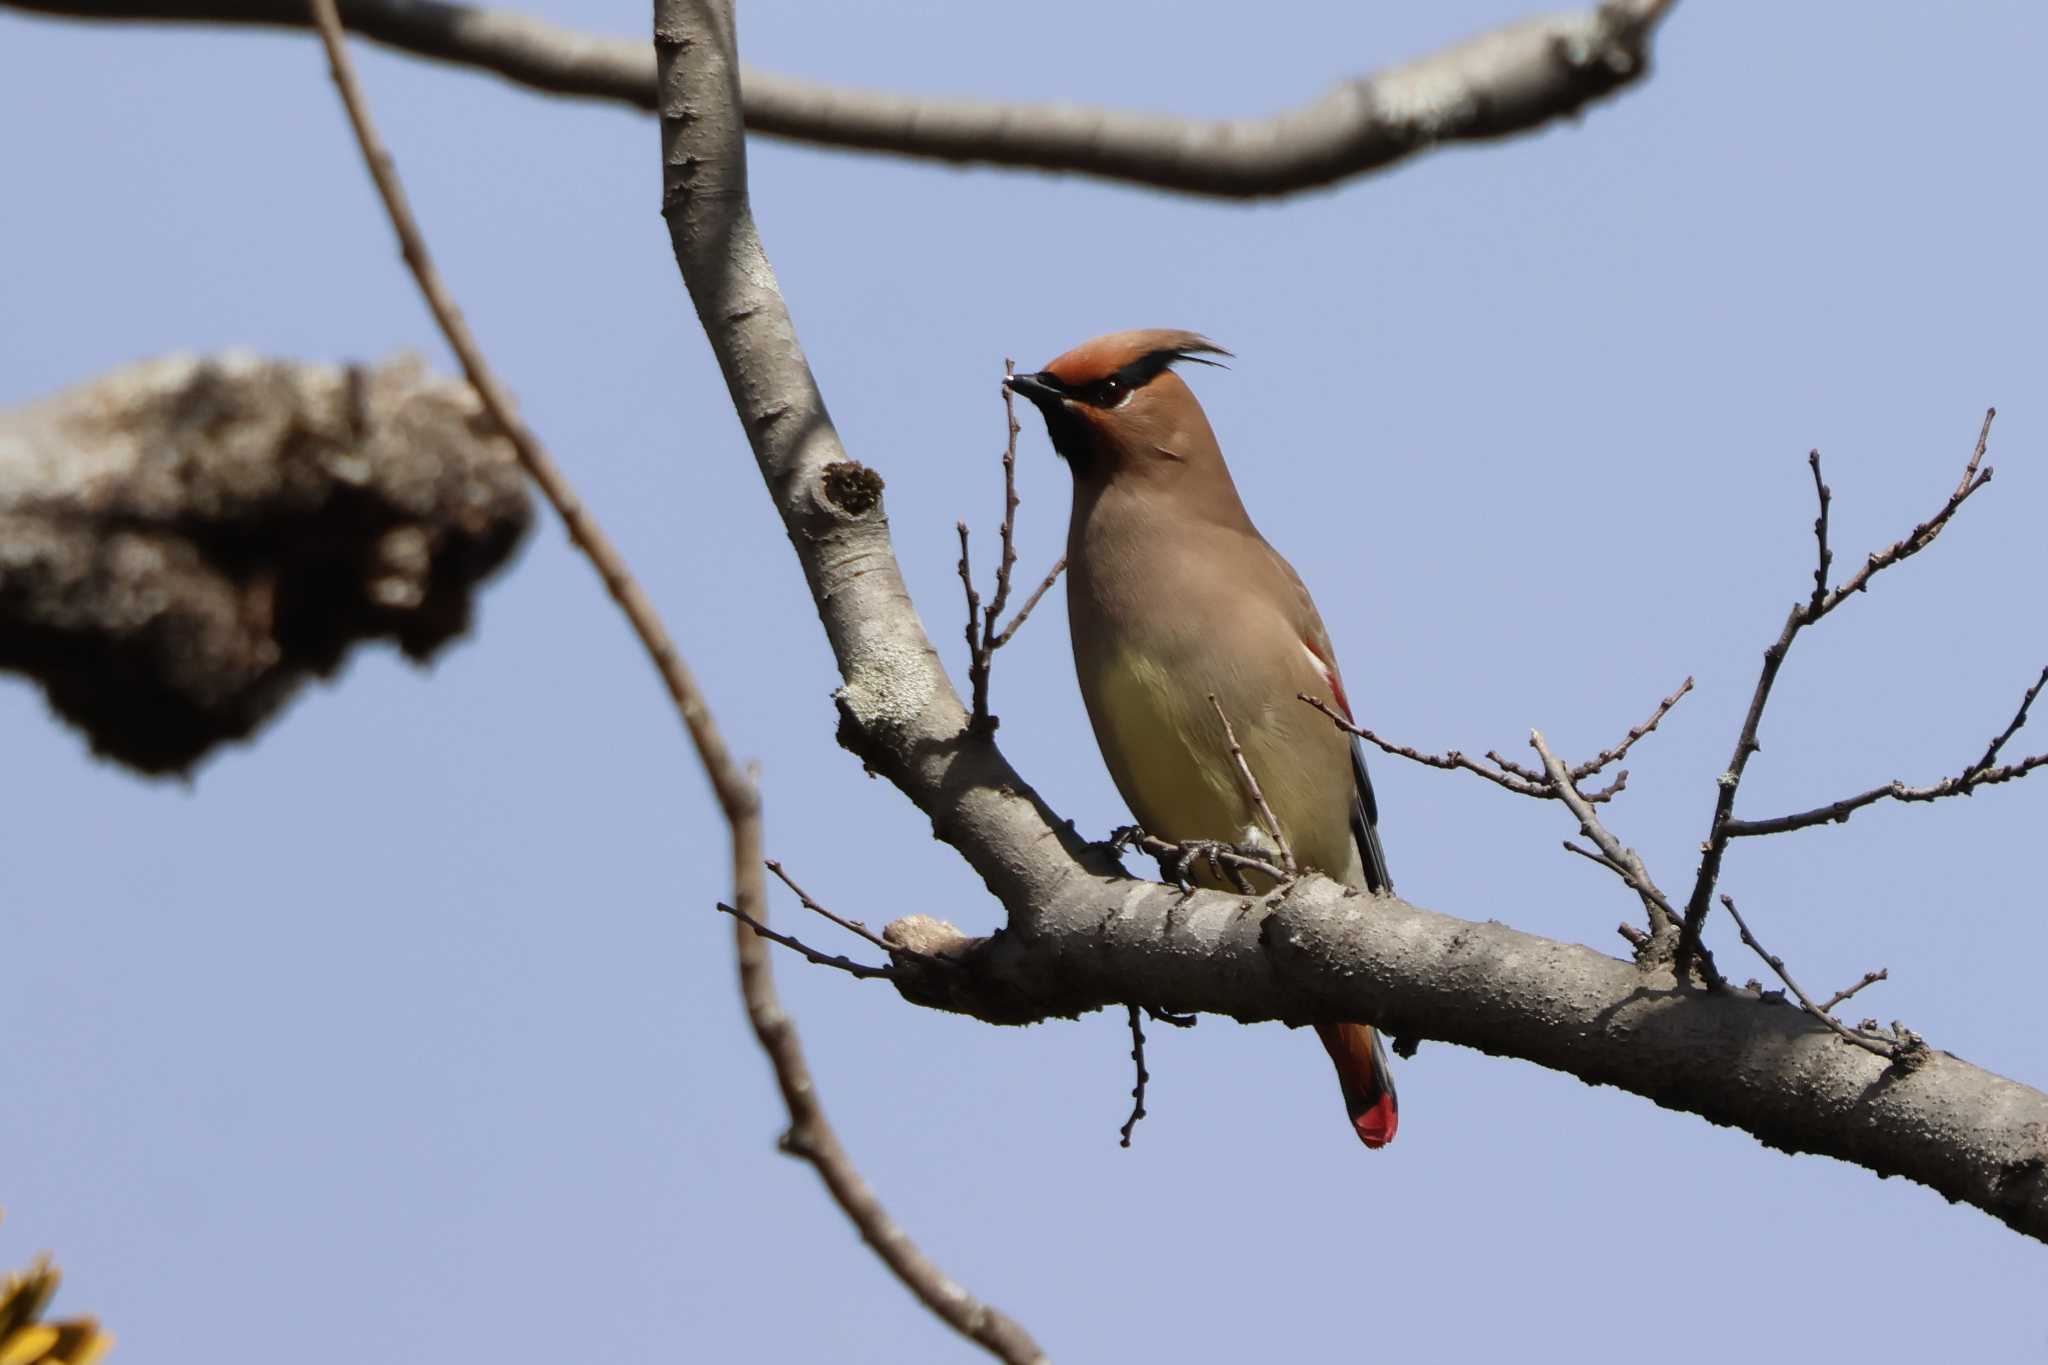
[1094,377,1124,405]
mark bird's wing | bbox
[1267,544,1394,896]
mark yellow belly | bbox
[1084,645,1253,848]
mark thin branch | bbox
[1717,895,1894,1058]
[1677,412,1999,976]
[1485,750,1551,785]
[1208,694,1295,873]
[1579,768,1630,803]
[1530,730,1688,958]
[960,369,1049,734]
[651,4,1047,1362]
[1561,838,1625,876]
[765,859,956,971]
[1119,1004,1150,1148]
[991,557,1065,649]
[1724,749,2048,837]
[1971,662,2048,777]
[1713,607,2043,843]
[984,368,1024,652]
[16,0,1677,201]
[1570,676,1694,780]
[1807,450,1833,616]
[716,903,899,980]
[1815,409,1994,617]
[1301,687,1683,806]
[1819,968,1889,1015]
[1300,695,1551,798]
[956,521,987,728]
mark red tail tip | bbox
[1353,1092,1398,1149]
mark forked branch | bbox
[1719,894,1895,1058]
[1676,413,2002,974]
[960,369,1064,734]
[1300,676,1691,808]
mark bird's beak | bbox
[1004,371,1066,409]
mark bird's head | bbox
[1005,329,1232,485]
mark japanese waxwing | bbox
[1005,329,1398,1148]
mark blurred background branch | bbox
[0,353,530,773]
[4,0,1674,199]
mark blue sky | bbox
[3,2,2045,1360]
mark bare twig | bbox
[1970,662,2048,777]
[1677,412,1999,977]
[1579,769,1630,803]
[1807,450,1833,616]
[991,556,1065,648]
[1300,695,1551,798]
[1561,839,1625,876]
[985,368,1024,642]
[1530,730,1688,958]
[1484,750,1551,784]
[1820,968,1889,1015]
[956,521,987,726]
[1208,694,1295,873]
[1119,1004,1150,1148]
[19,0,1676,201]
[1302,680,1687,807]
[961,369,1062,733]
[1718,895,1894,1058]
[1569,676,1694,780]
[716,902,898,980]
[766,859,957,971]
[1723,723,2048,839]
[1818,410,1993,615]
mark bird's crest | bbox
[1040,329,1230,396]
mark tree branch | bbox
[1119,1004,1151,1149]
[1529,730,1689,961]
[1301,676,1691,806]
[1717,893,1893,1057]
[872,873,2046,1241]
[715,902,898,982]
[10,0,1676,200]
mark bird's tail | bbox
[1315,1021,1398,1149]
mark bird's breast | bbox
[1077,640,1249,848]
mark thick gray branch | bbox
[7,0,1674,200]
[882,881,2048,1241]
[0,352,531,773]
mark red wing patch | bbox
[1300,638,1353,722]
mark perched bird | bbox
[1006,329,1398,1148]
